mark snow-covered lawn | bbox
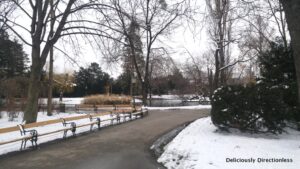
[0,111,134,156]
[38,97,84,104]
[145,105,211,110]
[0,111,83,128]
[158,117,300,169]
[150,95,181,100]
[150,95,210,101]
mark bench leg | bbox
[90,124,94,131]
[63,130,67,138]
[97,118,101,130]
[23,140,27,149]
[72,131,76,137]
[20,140,24,150]
[31,139,35,148]
[34,140,38,148]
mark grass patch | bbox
[83,94,131,105]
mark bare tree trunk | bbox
[219,42,226,85]
[47,48,53,116]
[141,83,148,106]
[280,0,300,105]
[47,0,54,116]
[214,49,220,90]
[24,51,42,123]
[208,68,214,99]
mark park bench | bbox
[89,115,101,131]
[17,124,38,150]
[61,118,77,138]
[110,112,121,125]
[0,108,147,151]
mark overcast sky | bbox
[5,0,284,79]
[4,0,210,78]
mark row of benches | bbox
[0,109,148,150]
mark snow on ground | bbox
[145,105,211,110]
[132,98,143,103]
[151,95,181,100]
[0,112,83,128]
[40,97,142,104]
[0,111,135,156]
[150,95,210,101]
[39,97,84,104]
[157,117,300,169]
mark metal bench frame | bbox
[61,118,77,138]
[89,115,101,131]
[17,124,38,150]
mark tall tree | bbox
[47,0,55,116]
[100,0,190,105]
[206,0,232,89]
[122,19,145,96]
[279,0,300,106]
[74,63,111,96]
[0,30,28,79]
[0,0,120,123]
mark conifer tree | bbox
[0,30,28,79]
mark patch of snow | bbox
[145,105,211,110]
[256,80,263,84]
[0,112,82,128]
[151,95,181,100]
[132,98,142,103]
[158,117,300,169]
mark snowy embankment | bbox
[0,112,131,156]
[157,117,300,169]
[145,105,211,110]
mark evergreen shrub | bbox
[211,41,299,133]
[211,84,289,133]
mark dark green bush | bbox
[211,84,291,133]
[259,41,297,107]
[211,41,299,134]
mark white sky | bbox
[5,0,285,79]
[4,0,209,79]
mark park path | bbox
[0,109,210,169]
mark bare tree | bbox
[205,0,234,89]
[0,0,121,123]
[183,48,206,95]
[99,0,191,105]
[265,0,288,48]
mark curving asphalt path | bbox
[0,109,210,169]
